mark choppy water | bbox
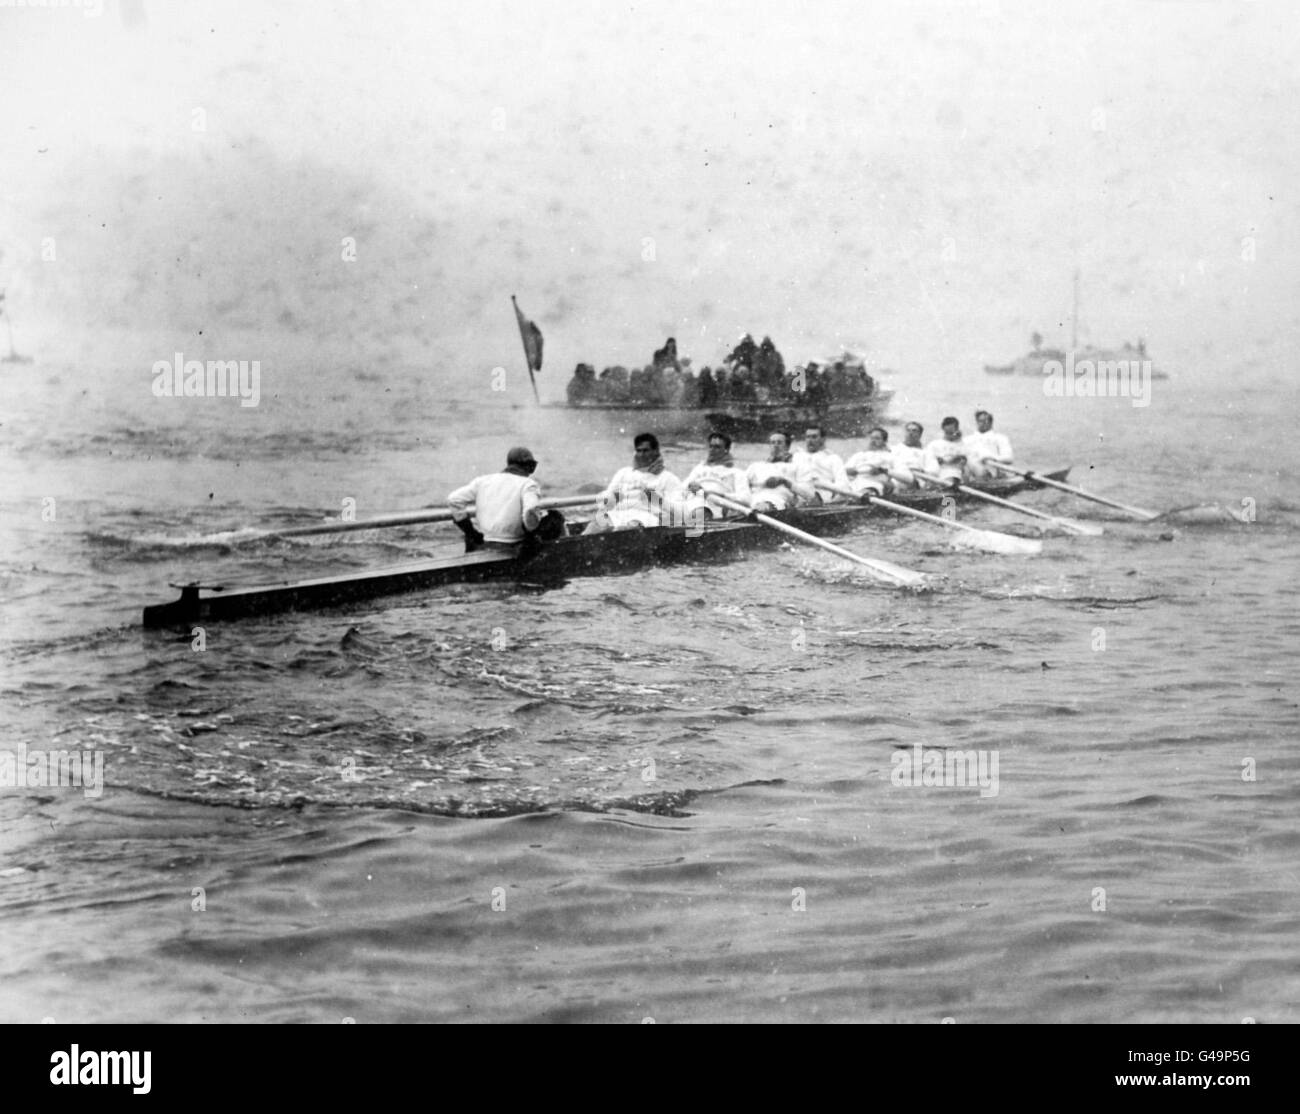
[2,347,1296,1023]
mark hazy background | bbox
[1,0,1296,395]
[2,2,1299,1027]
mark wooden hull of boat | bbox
[141,470,1067,627]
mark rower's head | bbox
[632,433,660,468]
[941,416,961,442]
[866,426,888,451]
[974,409,993,433]
[903,421,924,447]
[804,425,826,453]
[767,431,792,461]
[506,446,538,475]
[706,431,732,462]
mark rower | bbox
[793,424,849,503]
[448,446,544,552]
[889,421,927,487]
[844,426,896,497]
[964,409,1014,479]
[583,432,683,533]
[746,432,812,513]
[682,430,752,520]
[923,416,969,485]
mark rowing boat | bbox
[141,469,1068,627]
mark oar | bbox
[705,493,929,589]
[987,463,1160,521]
[914,471,1104,537]
[816,483,1042,556]
[196,495,599,544]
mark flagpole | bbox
[512,295,541,404]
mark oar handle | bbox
[987,463,1160,520]
[223,495,599,542]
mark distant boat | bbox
[561,340,894,440]
[555,396,892,441]
[985,271,1168,379]
[983,341,1166,379]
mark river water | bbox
[1,342,1295,1023]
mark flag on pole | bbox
[512,295,543,373]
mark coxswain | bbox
[793,424,849,503]
[682,430,752,520]
[844,426,897,497]
[746,432,812,513]
[583,432,683,533]
[922,417,968,484]
[964,409,1014,479]
[448,447,544,552]
[889,421,927,487]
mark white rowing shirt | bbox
[682,462,752,518]
[890,443,927,486]
[793,449,850,502]
[923,437,968,483]
[597,466,683,527]
[844,449,895,495]
[447,471,543,543]
[745,460,807,511]
[964,430,1014,478]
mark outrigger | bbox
[141,470,1070,628]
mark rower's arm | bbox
[596,469,624,511]
[520,478,543,531]
[790,458,816,502]
[447,479,478,521]
[652,472,685,521]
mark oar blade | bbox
[856,555,931,589]
[992,463,1160,521]
[950,529,1043,556]
[1056,517,1105,537]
